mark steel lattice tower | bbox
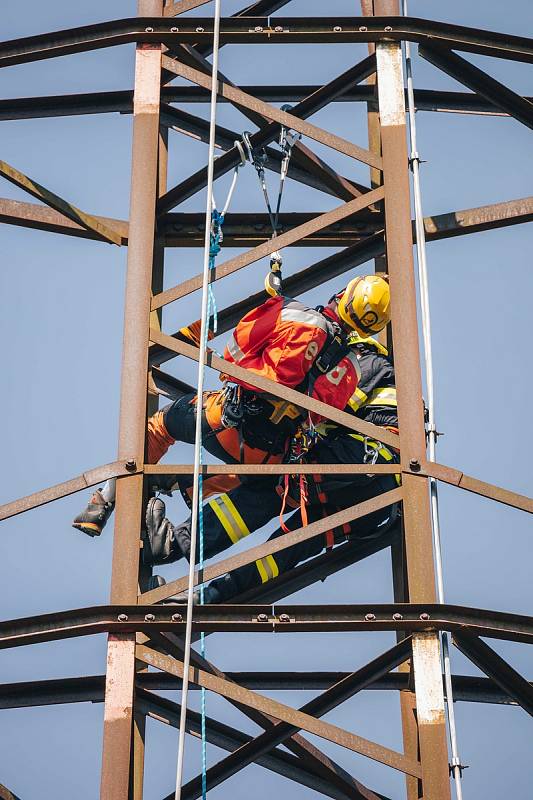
[1,2,532,799]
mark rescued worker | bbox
[72,274,391,538]
[142,327,400,603]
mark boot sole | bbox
[72,522,101,538]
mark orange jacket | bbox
[223,295,360,421]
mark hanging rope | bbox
[402,2,465,796]
[173,1,223,798]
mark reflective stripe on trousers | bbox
[255,554,279,583]
[208,493,250,545]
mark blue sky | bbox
[0,2,532,798]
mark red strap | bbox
[299,475,308,528]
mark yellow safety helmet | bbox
[336,275,390,335]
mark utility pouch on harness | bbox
[305,320,349,396]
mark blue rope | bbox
[197,208,224,799]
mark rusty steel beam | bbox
[6,86,533,119]
[2,671,528,707]
[420,45,533,131]
[453,634,533,717]
[419,461,533,514]
[152,187,385,309]
[0,196,128,242]
[2,602,533,649]
[5,87,533,119]
[3,195,533,249]
[99,7,163,794]
[375,23,450,798]
[144,463,399,475]
[0,159,122,244]
[0,460,140,522]
[2,18,533,68]
[137,644,422,778]
[162,211,379,247]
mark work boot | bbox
[72,489,114,538]
[177,320,214,349]
[161,584,222,605]
[143,497,192,566]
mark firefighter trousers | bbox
[181,435,399,598]
[151,392,284,501]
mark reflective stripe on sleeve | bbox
[347,387,368,413]
[365,387,397,407]
[226,334,245,363]
[255,554,280,583]
[280,302,329,332]
[209,493,250,545]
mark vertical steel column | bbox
[375,12,451,799]
[133,116,169,800]
[100,1,163,797]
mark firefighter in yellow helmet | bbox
[334,274,390,337]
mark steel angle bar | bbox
[424,196,533,241]
[178,638,412,800]
[6,86,529,116]
[142,488,402,604]
[0,160,122,245]
[2,601,533,648]
[148,328,399,447]
[419,45,533,131]
[145,463,398,475]
[137,644,422,777]
[3,670,526,708]
[0,197,128,243]
[0,90,134,121]
[9,86,526,116]
[417,461,533,514]
[162,56,381,169]
[162,211,379,247]
[453,634,533,717]
[0,460,140,522]
[152,187,384,309]
[149,366,194,399]
[3,17,533,69]
[148,234,384,367]
[157,54,378,213]
[137,689,374,800]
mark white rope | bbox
[173,1,222,797]
[401,2,465,796]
